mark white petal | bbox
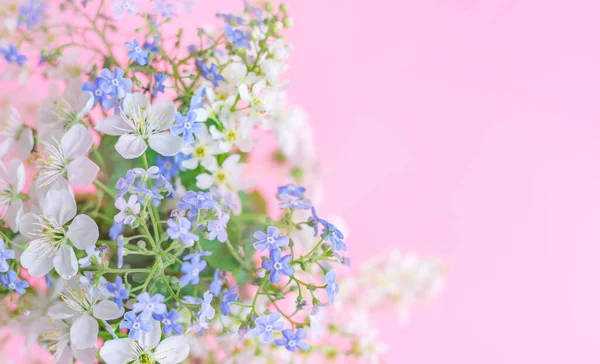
[181,158,198,170]
[115,134,147,159]
[151,100,175,129]
[61,124,93,159]
[95,115,131,136]
[48,301,77,319]
[222,154,241,170]
[67,156,99,186]
[55,344,74,364]
[154,336,190,364]
[66,214,99,250]
[194,108,209,122]
[5,199,22,232]
[53,245,78,279]
[195,174,214,189]
[43,188,77,226]
[20,242,54,277]
[0,138,13,159]
[139,320,161,350]
[100,339,136,364]
[200,155,218,172]
[16,127,34,160]
[19,212,43,238]
[148,132,183,156]
[7,158,25,192]
[92,300,123,320]
[70,313,98,349]
[72,347,97,364]
[123,92,149,115]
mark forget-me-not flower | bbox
[207,214,229,242]
[0,238,15,273]
[251,312,283,343]
[253,226,289,252]
[153,309,183,335]
[275,328,309,352]
[0,270,28,294]
[220,285,238,316]
[125,38,149,65]
[120,311,152,340]
[167,218,199,246]
[104,276,129,309]
[133,292,167,320]
[172,111,204,144]
[262,249,294,284]
[179,252,207,286]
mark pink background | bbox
[5,0,600,362]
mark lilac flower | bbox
[155,175,175,197]
[117,235,125,268]
[19,0,45,30]
[325,271,339,303]
[180,253,207,286]
[224,25,250,49]
[251,313,283,343]
[172,111,203,144]
[277,184,306,198]
[0,239,15,273]
[192,291,215,335]
[144,37,160,53]
[167,218,199,247]
[275,328,309,352]
[120,311,152,340]
[116,170,137,199]
[153,309,183,335]
[82,78,114,109]
[190,88,206,110]
[155,155,179,180]
[125,38,149,66]
[217,13,246,25]
[0,270,28,294]
[153,73,167,97]
[322,221,347,252]
[112,0,140,19]
[99,67,132,98]
[152,0,176,18]
[178,191,217,216]
[209,269,222,295]
[109,222,125,241]
[207,214,229,242]
[104,276,129,309]
[0,45,27,67]
[262,249,294,284]
[253,226,289,252]
[199,62,224,86]
[133,292,167,320]
[277,185,311,210]
[114,195,141,226]
[308,207,324,236]
[220,285,238,316]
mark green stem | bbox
[94,180,116,199]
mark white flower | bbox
[41,318,97,364]
[180,125,221,170]
[95,92,184,159]
[100,320,190,364]
[19,188,99,279]
[221,62,258,97]
[36,124,99,187]
[268,39,293,62]
[47,49,85,80]
[49,278,123,350]
[0,158,25,232]
[38,78,94,141]
[114,194,141,226]
[209,117,255,153]
[0,1,19,42]
[196,154,249,192]
[0,105,34,160]
[2,63,30,84]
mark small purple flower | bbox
[0,270,28,294]
[155,155,179,180]
[172,111,203,144]
[117,235,125,268]
[168,218,199,247]
[133,292,167,320]
[178,191,217,216]
[277,184,306,198]
[155,175,175,198]
[199,291,215,319]
[99,67,132,98]
[180,254,207,286]
[153,73,167,97]
[112,0,140,19]
[217,13,246,25]
[199,62,224,87]
[152,0,176,18]
[19,0,45,30]
[120,311,151,340]
[207,214,229,242]
[190,88,206,110]
[0,45,27,67]
[153,309,183,335]
[224,25,250,49]
[253,226,289,252]
[325,271,339,304]
[209,268,222,295]
[220,285,238,316]
[0,239,15,273]
[114,195,141,227]
[109,222,125,240]
[277,185,311,210]
[250,313,284,343]
[125,38,149,66]
[83,78,114,110]
[322,222,347,252]
[275,328,309,352]
[262,249,294,284]
[104,276,129,309]
[115,170,137,199]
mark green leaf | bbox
[199,237,239,273]
[238,191,267,215]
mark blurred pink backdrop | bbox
[5,0,600,362]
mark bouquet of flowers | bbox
[0,1,445,363]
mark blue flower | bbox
[99,67,132,98]
[199,62,224,86]
[217,13,246,25]
[0,270,28,294]
[19,0,45,30]
[155,155,180,180]
[322,221,347,252]
[120,311,152,340]
[154,175,175,199]
[153,309,183,335]
[277,184,311,210]
[109,222,125,241]
[253,226,289,252]
[220,285,238,316]
[0,238,15,273]
[144,37,160,53]
[117,235,125,268]
[82,78,114,109]
[133,292,167,320]
[167,218,199,247]
[125,39,149,66]
[172,111,204,144]
[180,253,207,286]
[153,73,167,97]
[115,170,137,199]
[262,249,294,284]
[207,214,229,242]
[104,276,129,309]
[277,184,306,198]
[190,88,207,110]
[250,313,283,343]
[178,191,217,216]
[325,271,339,304]
[112,0,140,19]
[275,328,309,352]
[0,45,27,67]
[152,0,176,18]
[209,269,222,296]
[199,290,215,319]
[224,25,250,49]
